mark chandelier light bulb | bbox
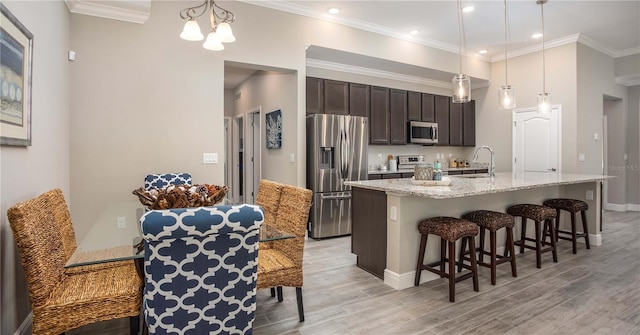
[180,20,204,41]
[203,31,224,51]
[216,22,236,43]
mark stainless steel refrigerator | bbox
[306,114,368,239]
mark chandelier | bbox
[179,0,236,51]
[498,0,516,110]
[452,0,471,103]
[536,0,551,113]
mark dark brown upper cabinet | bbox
[370,86,390,144]
[449,102,464,146]
[306,77,324,115]
[407,91,422,121]
[421,93,435,122]
[389,89,408,145]
[463,100,476,146]
[323,80,349,115]
[349,83,370,117]
[434,95,450,146]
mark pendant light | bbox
[179,0,236,51]
[537,0,551,113]
[452,0,470,103]
[498,0,516,110]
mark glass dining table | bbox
[65,199,293,269]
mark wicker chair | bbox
[43,188,134,275]
[142,204,264,334]
[144,172,192,190]
[256,184,313,322]
[7,190,142,335]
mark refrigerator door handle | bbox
[340,127,349,180]
[320,194,351,200]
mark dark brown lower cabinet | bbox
[351,187,387,279]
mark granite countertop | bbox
[346,172,612,199]
[368,165,488,175]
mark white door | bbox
[244,108,261,204]
[512,105,562,174]
[251,112,261,202]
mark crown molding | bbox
[239,0,490,62]
[307,58,452,89]
[64,0,151,24]
[615,74,640,87]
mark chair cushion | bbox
[507,204,556,221]
[543,198,588,212]
[418,217,479,242]
[462,210,514,231]
[257,249,296,275]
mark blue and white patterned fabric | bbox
[141,205,264,335]
[144,173,193,190]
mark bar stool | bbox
[542,198,591,254]
[506,204,558,269]
[459,210,517,285]
[414,216,479,302]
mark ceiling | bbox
[66,0,640,89]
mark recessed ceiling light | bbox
[478,49,488,54]
[532,33,543,39]
[328,7,340,15]
[462,6,474,12]
[409,29,420,35]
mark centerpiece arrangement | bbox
[132,184,227,210]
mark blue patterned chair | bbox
[141,204,264,335]
[144,172,193,190]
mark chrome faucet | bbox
[473,145,495,179]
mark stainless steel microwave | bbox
[408,121,438,144]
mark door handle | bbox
[320,194,351,201]
[548,168,557,172]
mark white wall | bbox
[626,85,640,206]
[0,1,70,333]
[232,70,298,185]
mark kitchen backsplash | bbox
[368,145,483,170]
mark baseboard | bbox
[14,312,31,335]
[605,203,640,212]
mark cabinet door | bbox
[306,77,324,115]
[382,173,402,179]
[389,89,408,145]
[370,86,390,144]
[434,95,450,146]
[421,93,435,122]
[324,80,349,115]
[349,83,370,117]
[449,102,463,146]
[463,100,476,146]
[407,91,422,121]
[401,172,414,178]
[368,173,382,180]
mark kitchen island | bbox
[345,172,610,290]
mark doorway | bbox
[512,105,562,174]
[243,107,261,204]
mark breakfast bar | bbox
[345,172,610,290]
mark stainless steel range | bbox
[397,155,426,170]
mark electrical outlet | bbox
[586,190,594,200]
[116,217,126,229]
[389,206,397,221]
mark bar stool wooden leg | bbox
[534,220,542,268]
[581,210,591,249]
[414,234,428,286]
[468,237,479,292]
[489,230,497,285]
[548,219,558,262]
[520,218,527,254]
[448,240,456,302]
[554,209,561,242]
[479,227,486,264]
[457,236,467,273]
[440,238,446,275]
[506,226,517,278]
[570,211,578,254]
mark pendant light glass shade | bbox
[216,22,235,43]
[498,0,516,110]
[203,32,224,51]
[452,0,470,103]
[537,92,551,113]
[499,85,516,109]
[452,74,471,103]
[180,20,204,41]
[536,0,550,113]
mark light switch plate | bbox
[290,153,295,163]
[117,217,126,229]
[586,190,594,200]
[203,153,218,164]
[389,206,397,221]
[578,154,585,162]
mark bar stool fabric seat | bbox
[543,198,588,213]
[461,210,514,231]
[506,204,556,222]
[418,216,479,242]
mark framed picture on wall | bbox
[265,109,282,149]
[1,3,33,147]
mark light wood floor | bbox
[66,210,639,335]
